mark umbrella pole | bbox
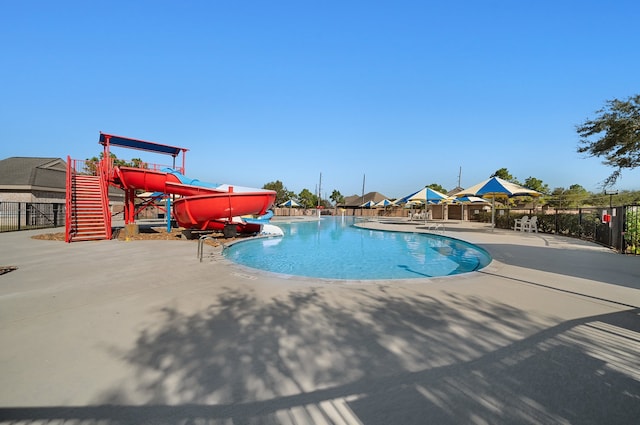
[491,197,496,230]
[425,194,429,224]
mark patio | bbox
[0,222,638,424]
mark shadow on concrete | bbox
[480,243,640,291]
[1,290,638,424]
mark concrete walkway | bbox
[1,220,639,424]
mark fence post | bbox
[26,203,32,228]
[578,208,583,239]
[53,203,59,227]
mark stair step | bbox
[69,235,110,242]
[67,170,111,242]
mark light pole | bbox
[605,190,618,209]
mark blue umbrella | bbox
[455,177,541,227]
[407,187,449,221]
[407,187,449,203]
[453,196,491,204]
[279,199,300,207]
[374,199,394,207]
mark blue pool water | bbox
[223,217,492,280]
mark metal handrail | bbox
[198,235,216,262]
[65,156,73,242]
[97,159,112,239]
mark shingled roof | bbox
[342,191,390,207]
[0,157,67,189]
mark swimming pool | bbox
[223,217,492,280]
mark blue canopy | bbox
[455,177,541,227]
[279,199,300,207]
[99,132,187,157]
[408,187,449,204]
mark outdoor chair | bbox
[522,216,538,233]
[513,216,529,231]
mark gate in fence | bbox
[0,202,66,232]
[622,204,640,255]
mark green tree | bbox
[262,180,295,206]
[547,185,590,208]
[547,187,567,208]
[519,177,549,208]
[330,190,344,207]
[298,188,316,208]
[576,94,640,187]
[565,184,590,207]
[130,158,146,168]
[427,183,447,194]
[84,152,145,175]
[523,177,549,194]
[490,168,520,184]
[616,190,640,205]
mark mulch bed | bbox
[31,227,244,247]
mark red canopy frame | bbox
[98,132,189,227]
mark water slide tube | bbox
[111,166,277,233]
[239,210,284,236]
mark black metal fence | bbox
[477,205,640,254]
[0,202,66,232]
[3,200,638,255]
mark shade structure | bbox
[394,189,421,205]
[360,200,377,208]
[374,199,394,207]
[401,200,421,208]
[451,196,491,221]
[407,187,450,220]
[455,177,541,227]
[407,187,449,204]
[453,196,491,204]
[279,199,300,207]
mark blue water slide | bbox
[161,168,221,189]
[242,210,274,224]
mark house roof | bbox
[0,157,67,189]
[447,186,464,197]
[342,191,390,207]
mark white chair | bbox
[513,216,529,231]
[522,216,538,233]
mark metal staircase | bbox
[65,158,112,242]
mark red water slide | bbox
[111,167,276,233]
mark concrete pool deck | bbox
[1,219,639,424]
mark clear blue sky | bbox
[2,0,639,199]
